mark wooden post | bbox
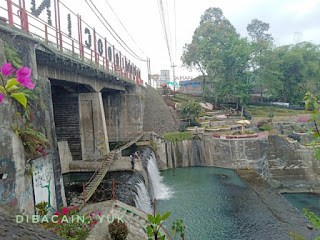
[112,178,115,200]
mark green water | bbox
[156,167,292,240]
[283,193,320,216]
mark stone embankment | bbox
[143,86,180,136]
[237,169,319,240]
[150,132,320,191]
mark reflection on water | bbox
[156,167,292,240]
[283,193,320,216]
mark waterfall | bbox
[134,180,153,214]
[147,152,172,200]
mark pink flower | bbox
[16,66,35,89]
[89,224,92,228]
[90,213,93,218]
[83,224,86,228]
[58,220,61,223]
[98,212,102,216]
[1,63,16,75]
[72,206,77,211]
[70,231,74,236]
[94,220,97,224]
[62,207,69,215]
[0,94,3,104]
[54,212,60,216]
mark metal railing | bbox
[0,0,143,85]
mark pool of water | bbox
[283,192,320,216]
[156,167,293,240]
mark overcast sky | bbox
[24,0,320,82]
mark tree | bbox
[265,43,320,104]
[247,19,274,102]
[182,7,251,106]
[180,100,201,125]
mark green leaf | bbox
[155,213,161,225]
[316,150,320,160]
[160,212,170,221]
[305,99,310,110]
[7,85,19,93]
[5,78,18,89]
[310,114,318,121]
[146,225,153,237]
[159,236,165,240]
[0,86,5,92]
[147,214,155,224]
[314,132,319,139]
[11,92,27,108]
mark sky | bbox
[11,0,320,83]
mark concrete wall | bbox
[103,85,145,142]
[79,92,110,160]
[0,32,65,214]
[153,134,269,178]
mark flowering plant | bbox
[42,206,99,240]
[0,63,35,108]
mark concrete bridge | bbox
[0,4,146,214]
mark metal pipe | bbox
[7,0,13,25]
[57,0,63,51]
[93,28,97,64]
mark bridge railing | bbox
[0,0,143,85]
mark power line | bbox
[157,0,173,65]
[85,0,147,62]
[173,0,177,61]
[103,0,146,57]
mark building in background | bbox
[154,70,171,88]
[179,76,213,96]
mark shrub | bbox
[109,221,129,240]
[163,132,192,143]
[259,124,271,132]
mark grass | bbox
[171,94,204,104]
[163,132,193,143]
[245,105,308,117]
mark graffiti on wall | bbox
[32,155,57,213]
[0,158,16,205]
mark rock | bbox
[307,224,313,230]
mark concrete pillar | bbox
[79,92,110,161]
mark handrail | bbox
[0,0,143,84]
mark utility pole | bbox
[171,63,177,94]
[147,58,151,86]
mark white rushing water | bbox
[134,180,153,214]
[147,152,172,200]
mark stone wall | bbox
[268,135,320,190]
[153,134,269,178]
[152,132,320,190]
[0,31,65,213]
